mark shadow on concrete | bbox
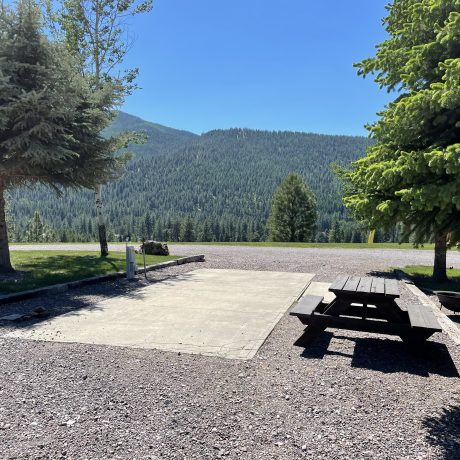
[0,271,196,330]
[423,404,460,459]
[299,332,458,378]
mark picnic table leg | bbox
[295,299,350,346]
[374,300,407,324]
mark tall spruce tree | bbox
[46,0,153,256]
[0,0,127,272]
[267,173,317,242]
[338,0,460,281]
[181,217,195,242]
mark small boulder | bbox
[140,240,169,256]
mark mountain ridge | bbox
[9,111,373,242]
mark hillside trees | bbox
[0,0,127,271]
[339,0,460,281]
[268,174,317,242]
[8,123,374,243]
[47,0,153,256]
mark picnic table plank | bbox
[290,296,324,318]
[357,277,373,294]
[384,279,400,298]
[371,277,385,295]
[329,275,349,292]
[406,304,441,331]
[342,276,361,293]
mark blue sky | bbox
[122,0,393,136]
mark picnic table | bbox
[290,275,442,346]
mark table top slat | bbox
[342,276,361,293]
[371,277,385,295]
[329,275,349,292]
[384,279,400,297]
[356,277,373,294]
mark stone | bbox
[139,240,169,256]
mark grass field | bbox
[10,241,438,250]
[0,251,179,294]
[399,265,460,292]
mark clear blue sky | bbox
[122,0,392,136]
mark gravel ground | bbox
[1,245,460,460]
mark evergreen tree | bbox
[181,217,195,242]
[47,0,153,256]
[201,220,212,242]
[171,220,181,242]
[338,0,460,281]
[26,211,44,242]
[267,174,317,242]
[328,220,342,243]
[0,0,127,271]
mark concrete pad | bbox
[5,269,314,359]
[303,282,335,303]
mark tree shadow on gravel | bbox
[0,272,195,330]
[299,333,458,378]
[423,404,460,459]
[366,270,397,278]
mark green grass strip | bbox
[1,251,179,294]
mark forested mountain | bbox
[9,112,375,243]
[104,111,198,156]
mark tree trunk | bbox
[0,181,14,273]
[433,231,448,282]
[95,185,109,257]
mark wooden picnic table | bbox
[290,275,442,346]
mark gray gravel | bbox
[1,245,460,460]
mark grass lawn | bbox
[0,251,179,294]
[398,265,460,292]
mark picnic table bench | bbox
[290,275,442,345]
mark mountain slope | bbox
[9,113,372,242]
[104,111,198,155]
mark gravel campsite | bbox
[1,245,459,460]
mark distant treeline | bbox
[11,210,411,244]
[9,120,378,243]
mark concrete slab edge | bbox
[394,269,460,345]
[0,255,205,306]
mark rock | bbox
[139,240,169,256]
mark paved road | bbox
[11,243,460,280]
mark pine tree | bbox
[338,0,460,281]
[181,217,195,242]
[267,174,317,242]
[49,0,153,256]
[328,220,342,243]
[0,1,128,271]
[26,212,44,242]
[201,220,212,242]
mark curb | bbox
[394,269,460,345]
[0,254,205,306]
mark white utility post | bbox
[126,245,137,280]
